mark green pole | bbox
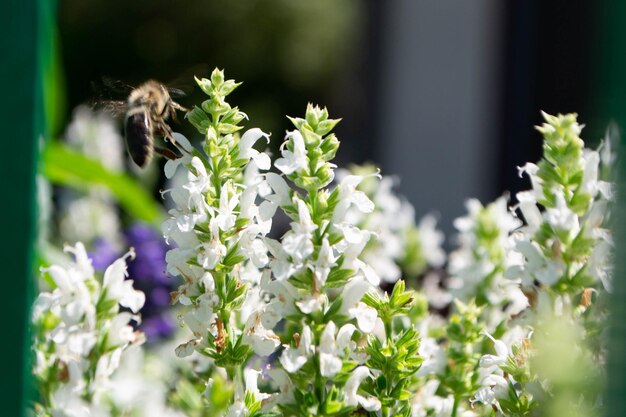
[0,0,50,414]
[598,1,626,416]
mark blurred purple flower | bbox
[90,223,177,343]
[125,223,170,286]
[90,238,119,271]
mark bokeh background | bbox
[55,0,606,240]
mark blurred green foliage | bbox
[42,142,163,223]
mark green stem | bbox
[384,318,393,343]
[451,395,459,417]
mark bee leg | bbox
[154,146,180,160]
[169,102,189,123]
[154,123,186,156]
[155,122,177,145]
[172,101,189,113]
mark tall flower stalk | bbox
[162,69,274,413]
[469,112,615,416]
[259,105,423,416]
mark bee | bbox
[93,78,189,168]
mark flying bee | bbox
[92,78,189,168]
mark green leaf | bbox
[41,142,162,223]
[186,106,210,133]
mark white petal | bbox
[279,347,308,373]
[350,303,378,333]
[175,339,199,358]
[252,152,271,171]
[319,352,342,377]
[336,324,357,351]
[479,354,504,368]
[358,395,381,411]
[240,128,269,158]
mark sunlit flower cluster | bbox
[32,243,145,416]
[337,165,445,283]
[32,68,614,417]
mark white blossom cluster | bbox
[32,242,145,417]
[336,166,445,283]
[159,70,282,415]
[507,112,614,294]
[161,73,425,415]
[405,113,614,417]
[32,65,616,417]
[467,113,615,414]
[59,107,125,246]
[447,196,528,328]
[260,109,385,413]
[162,127,273,359]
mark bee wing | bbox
[167,63,211,96]
[101,76,135,95]
[167,87,187,99]
[90,99,128,119]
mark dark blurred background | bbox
[56,0,605,239]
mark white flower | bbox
[239,128,271,170]
[197,223,227,269]
[340,277,378,333]
[282,198,317,262]
[182,293,216,337]
[319,321,343,377]
[262,276,299,329]
[263,172,292,208]
[183,157,213,213]
[164,133,194,178]
[244,310,281,356]
[517,162,543,201]
[470,374,508,410]
[310,237,337,288]
[213,183,239,232]
[106,312,142,348]
[244,368,271,402]
[343,366,381,411]
[43,265,93,327]
[348,302,377,334]
[279,326,314,373]
[103,249,145,314]
[320,322,359,377]
[241,237,270,269]
[66,106,125,172]
[267,368,294,405]
[275,130,308,175]
[418,214,446,268]
[508,237,564,287]
[333,173,378,223]
[516,191,542,234]
[545,193,579,238]
[266,238,297,282]
[479,332,509,368]
[295,295,324,314]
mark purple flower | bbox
[125,224,170,286]
[90,238,119,271]
[89,223,177,343]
